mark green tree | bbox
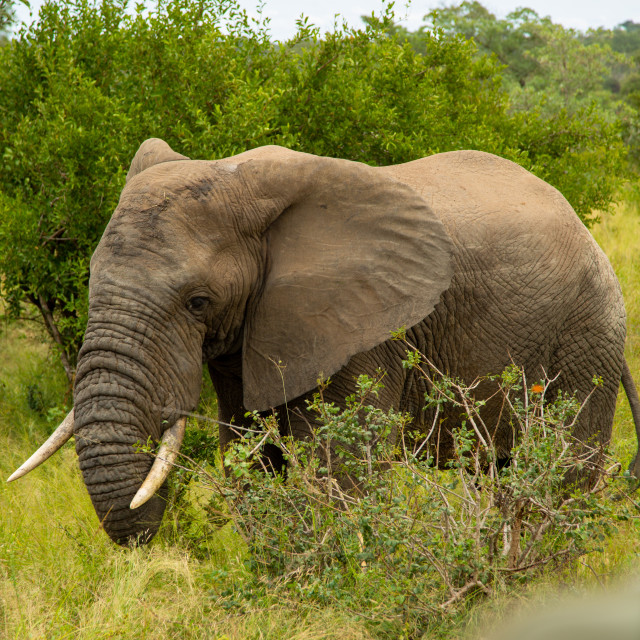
[425,2,547,88]
[0,0,628,377]
[585,20,640,57]
[415,3,636,181]
[425,2,623,108]
[388,4,629,219]
[584,21,640,165]
[1,0,19,43]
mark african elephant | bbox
[9,139,640,545]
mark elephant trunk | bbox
[73,324,181,545]
[75,425,167,544]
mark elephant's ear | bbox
[241,155,454,411]
[126,138,190,182]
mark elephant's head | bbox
[9,139,453,545]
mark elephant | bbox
[9,138,640,545]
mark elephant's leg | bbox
[281,344,409,491]
[548,330,624,488]
[208,357,287,475]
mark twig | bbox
[439,580,489,609]
[37,294,73,384]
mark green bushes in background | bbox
[0,0,629,371]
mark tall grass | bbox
[574,201,640,585]
[0,320,371,638]
[593,201,640,462]
[0,201,639,639]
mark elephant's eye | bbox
[187,296,209,313]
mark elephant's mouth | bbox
[7,411,187,511]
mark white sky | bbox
[12,0,640,40]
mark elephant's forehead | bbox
[114,159,248,231]
[95,162,246,259]
[120,160,242,212]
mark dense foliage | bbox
[0,0,630,373]
[584,20,640,166]
[175,363,628,637]
[400,2,640,166]
[0,0,16,43]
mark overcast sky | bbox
[13,0,640,40]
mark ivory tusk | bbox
[130,417,186,510]
[7,409,75,483]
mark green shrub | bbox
[0,0,627,374]
[176,361,629,637]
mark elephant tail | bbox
[621,358,640,484]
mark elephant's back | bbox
[379,150,614,294]
[382,150,625,386]
[380,150,580,238]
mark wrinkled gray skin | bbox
[74,139,631,545]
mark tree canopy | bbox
[0,0,631,376]
[0,0,19,43]
[408,2,640,166]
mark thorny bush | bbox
[173,357,633,637]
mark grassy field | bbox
[1,202,639,639]
[593,201,640,467]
